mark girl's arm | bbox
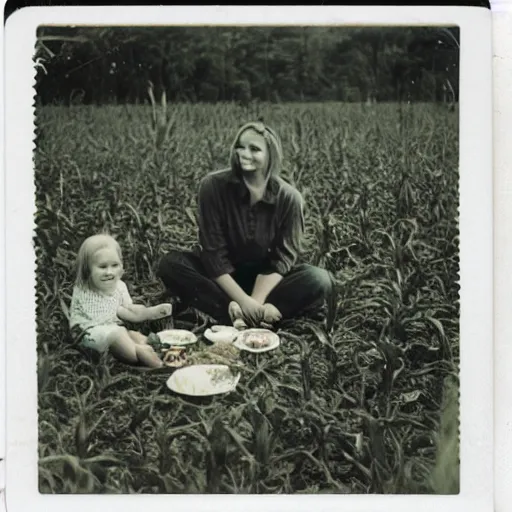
[117,304,150,323]
[116,282,171,323]
[117,303,172,323]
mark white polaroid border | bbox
[492,1,512,510]
[3,5,493,512]
[0,0,5,507]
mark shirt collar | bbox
[228,171,279,205]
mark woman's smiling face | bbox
[235,129,269,174]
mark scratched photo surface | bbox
[34,25,460,494]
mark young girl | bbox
[69,234,173,369]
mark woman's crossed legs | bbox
[156,250,336,328]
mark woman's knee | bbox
[157,250,181,274]
[157,249,199,278]
[303,265,334,296]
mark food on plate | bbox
[157,329,197,345]
[162,348,187,367]
[208,367,236,386]
[233,329,280,353]
[243,332,271,349]
[168,365,240,396]
[171,373,210,395]
[211,325,233,333]
[204,326,239,344]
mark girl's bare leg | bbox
[108,327,163,368]
[134,345,164,368]
[128,330,148,345]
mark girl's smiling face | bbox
[89,246,123,294]
[235,129,269,175]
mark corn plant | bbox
[35,101,459,494]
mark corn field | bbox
[35,101,460,494]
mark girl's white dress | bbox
[69,280,133,352]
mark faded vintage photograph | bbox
[34,25,460,494]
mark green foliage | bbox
[429,376,460,494]
[34,26,459,105]
[35,101,459,494]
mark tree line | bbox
[34,25,460,105]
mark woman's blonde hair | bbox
[74,233,123,289]
[229,121,283,179]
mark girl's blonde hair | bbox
[74,234,123,289]
[229,121,283,180]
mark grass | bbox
[35,101,460,494]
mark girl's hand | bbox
[149,303,173,320]
[262,303,282,324]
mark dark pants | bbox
[156,250,336,326]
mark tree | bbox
[34,26,460,105]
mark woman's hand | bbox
[262,303,282,324]
[238,296,265,327]
[228,301,247,330]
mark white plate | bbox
[157,329,198,346]
[233,329,280,353]
[204,325,240,344]
[166,364,241,396]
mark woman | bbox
[156,121,336,330]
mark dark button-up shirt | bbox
[196,168,305,279]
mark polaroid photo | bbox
[3,5,493,512]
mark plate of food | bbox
[203,325,240,344]
[161,347,188,368]
[166,364,241,396]
[157,329,198,346]
[233,329,280,353]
